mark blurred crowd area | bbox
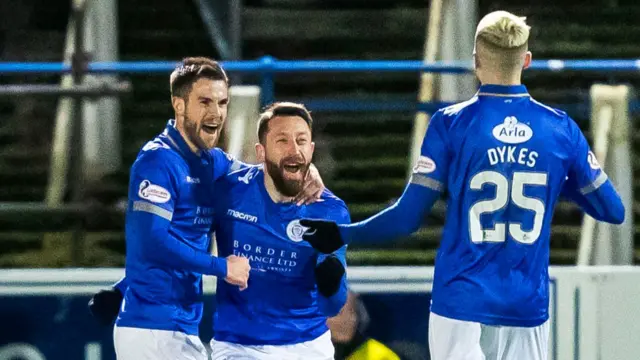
[1,0,640,268]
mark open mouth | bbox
[283,163,303,173]
[202,123,220,134]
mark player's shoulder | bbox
[435,96,481,126]
[221,165,261,188]
[440,96,480,117]
[133,136,183,172]
[319,188,346,206]
[308,189,350,221]
[529,97,568,120]
[208,147,233,164]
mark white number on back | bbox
[468,171,547,244]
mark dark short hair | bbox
[169,57,228,99]
[257,102,313,144]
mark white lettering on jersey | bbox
[138,180,171,203]
[587,151,601,170]
[487,146,538,168]
[233,240,298,273]
[413,156,436,174]
[492,116,533,144]
[286,220,309,243]
[227,209,258,223]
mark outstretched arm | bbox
[302,111,449,253]
[341,181,441,245]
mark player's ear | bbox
[172,96,186,116]
[523,51,532,70]
[255,143,265,162]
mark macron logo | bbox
[186,176,200,184]
[227,209,258,223]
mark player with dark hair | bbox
[87,58,326,360]
[209,102,349,360]
[300,11,625,360]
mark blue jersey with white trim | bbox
[116,120,241,335]
[212,167,350,345]
[418,85,611,327]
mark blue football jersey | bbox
[417,85,610,327]
[116,120,243,335]
[212,167,350,345]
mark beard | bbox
[183,105,220,151]
[265,154,310,198]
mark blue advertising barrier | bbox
[0,268,433,360]
[0,294,431,360]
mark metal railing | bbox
[2,57,639,105]
[0,57,637,265]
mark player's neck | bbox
[174,117,199,153]
[478,71,522,86]
[263,173,294,203]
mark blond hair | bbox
[474,11,530,71]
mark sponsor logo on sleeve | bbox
[138,180,171,203]
[413,156,436,174]
[492,116,533,144]
[286,220,309,242]
[587,151,601,170]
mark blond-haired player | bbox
[300,11,624,360]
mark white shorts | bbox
[210,331,334,360]
[428,312,549,360]
[113,326,208,360]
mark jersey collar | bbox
[477,84,529,97]
[162,119,210,165]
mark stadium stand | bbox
[0,0,639,267]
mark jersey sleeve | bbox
[127,152,227,277]
[316,200,350,317]
[410,110,449,193]
[317,199,350,266]
[563,117,625,224]
[210,148,254,180]
[567,117,608,194]
[129,152,177,221]
[113,276,128,294]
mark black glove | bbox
[299,219,345,254]
[315,255,345,297]
[88,288,123,325]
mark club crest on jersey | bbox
[492,116,533,144]
[138,180,171,203]
[587,151,601,170]
[413,156,436,174]
[286,220,309,243]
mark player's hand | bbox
[299,219,344,254]
[294,164,325,206]
[88,288,123,325]
[225,255,251,290]
[315,255,345,297]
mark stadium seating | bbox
[0,0,639,266]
